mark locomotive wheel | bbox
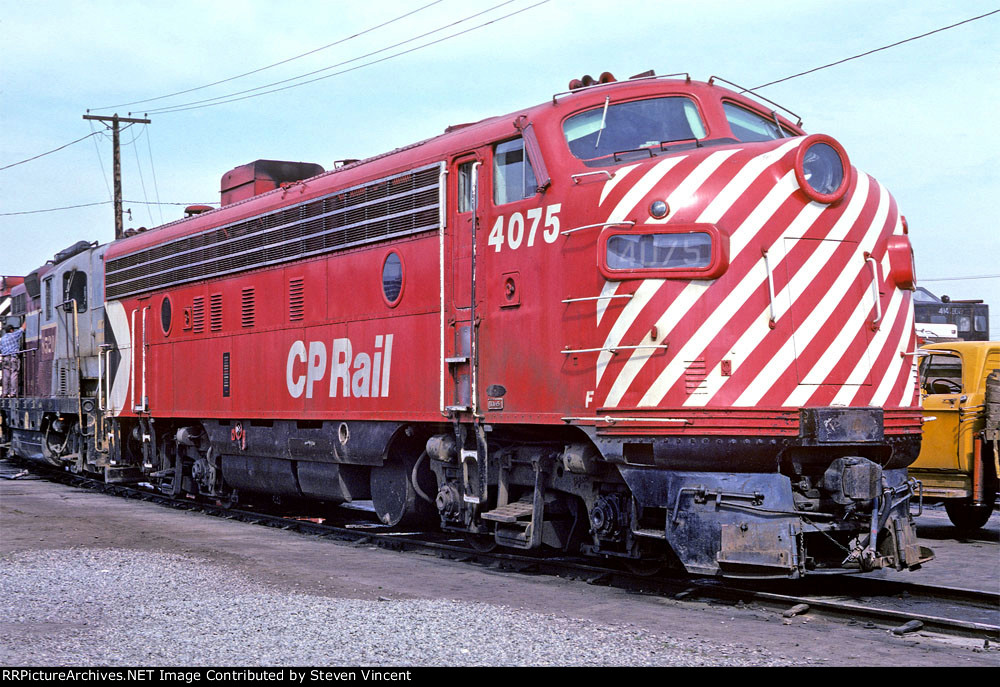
[465,533,498,553]
[944,499,994,532]
[624,557,666,577]
[370,453,436,528]
[42,430,69,468]
[214,491,237,510]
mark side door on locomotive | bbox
[444,151,484,416]
[436,121,577,548]
[444,127,554,416]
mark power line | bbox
[87,119,114,202]
[753,9,1000,90]
[82,114,151,240]
[132,128,155,225]
[0,131,102,171]
[144,0,545,115]
[93,0,444,111]
[143,0,522,115]
[0,122,136,175]
[144,125,165,226]
[0,200,217,216]
[921,274,1000,282]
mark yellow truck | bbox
[911,341,999,531]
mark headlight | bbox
[794,134,850,204]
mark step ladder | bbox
[480,460,547,549]
[481,499,534,524]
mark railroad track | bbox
[723,577,999,641]
[3,457,997,643]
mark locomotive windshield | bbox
[723,102,796,142]
[562,97,706,166]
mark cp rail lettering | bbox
[286,335,394,400]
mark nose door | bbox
[782,237,874,388]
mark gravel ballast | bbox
[0,548,786,667]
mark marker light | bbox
[886,235,916,290]
[649,200,669,219]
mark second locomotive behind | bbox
[1,71,933,578]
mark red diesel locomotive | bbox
[1,71,933,577]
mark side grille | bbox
[210,293,223,332]
[684,359,708,395]
[56,360,77,396]
[192,297,204,333]
[241,287,255,328]
[289,279,304,322]
[105,162,443,300]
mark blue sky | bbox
[1,0,998,335]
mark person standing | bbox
[1,322,25,397]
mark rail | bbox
[551,73,691,104]
[561,221,634,237]
[570,171,614,184]
[560,416,689,425]
[561,344,669,355]
[561,294,634,304]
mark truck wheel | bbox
[944,500,993,532]
[370,451,437,528]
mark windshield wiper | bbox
[594,96,611,149]
[658,137,703,152]
[611,147,655,162]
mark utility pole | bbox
[82,113,151,240]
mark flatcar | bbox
[1,70,933,578]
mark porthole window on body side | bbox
[382,252,404,307]
[161,296,172,335]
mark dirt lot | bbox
[1,469,997,667]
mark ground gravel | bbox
[0,548,787,666]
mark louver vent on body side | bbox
[684,359,708,395]
[210,293,223,332]
[192,297,204,333]
[241,287,255,328]
[289,279,304,322]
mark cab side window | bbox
[62,270,88,312]
[44,276,53,321]
[457,161,476,213]
[920,353,963,395]
[493,137,537,205]
[723,102,795,142]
